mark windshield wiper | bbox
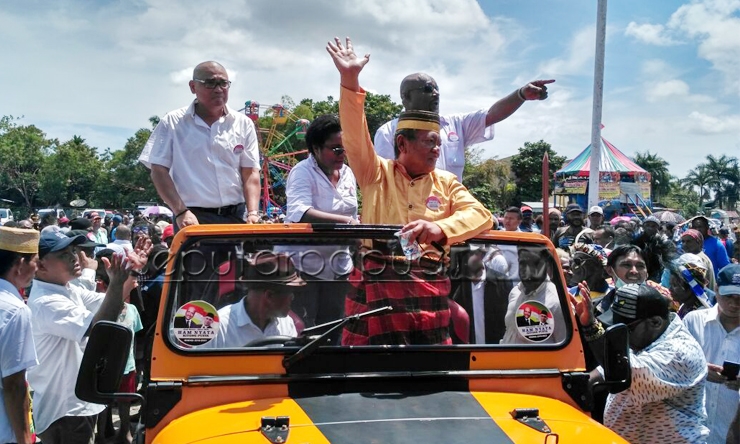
[282,306,392,370]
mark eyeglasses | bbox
[416,137,441,150]
[323,145,345,155]
[408,83,438,94]
[193,78,232,89]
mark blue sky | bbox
[1,0,739,178]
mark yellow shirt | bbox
[339,87,493,245]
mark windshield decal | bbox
[173,301,219,347]
[515,301,554,342]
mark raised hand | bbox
[101,253,129,286]
[326,37,370,91]
[520,79,556,101]
[569,281,596,326]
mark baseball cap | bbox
[66,230,105,249]
[69,217,93,231]
[588,206,603,216]
[58,217,70,224]
[598,283,669,326]
[717,264,740,296]
[243,253,306,287]
[39,231,87,258]
[565,204,583,214]
[521,205,533,213]
[162,224,174,240]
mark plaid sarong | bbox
[342,253,452,346]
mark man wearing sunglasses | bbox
[139,61,261,229]
[374,72,554,182]
[575,283,709,443]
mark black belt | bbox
[189,204,241,216]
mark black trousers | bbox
[37,414,97,444]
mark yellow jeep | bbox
[77,224,631,443]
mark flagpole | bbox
[588,0,608,209]
[542,151,550,237]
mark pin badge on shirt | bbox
[233,144,244,155]
[426,196,441,211]
[448,132,459,142]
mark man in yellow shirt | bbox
[327,37,495,246]
[327,37,508,345]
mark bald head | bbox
[193,61,226,80]
[400,73,439,113]
[115,224,131,241]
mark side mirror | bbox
[75,321,144,406]
[601,323,631,394]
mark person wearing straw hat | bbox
[0,227,39,444]
[25,231,129,443]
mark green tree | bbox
[463,147,516,211]
[682,165,712,210]
[0,117,55,211]
[704,154,739,209]
[662,179,700,217]
[39,136,103,206]
[510,140,566,203]
[95,128,158,208]
[633,151,671,203]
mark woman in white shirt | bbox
[284,115,358,343]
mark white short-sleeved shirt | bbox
[373,111,494,182]
[202,297,296,348]
[27,279,107,433]
[138,101,260,208]
[282,156,358,280]
[0,279,38,444]
[684,305,740,444]
[118,303,143,375]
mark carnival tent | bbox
[555,137,648,178]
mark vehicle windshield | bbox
[164,231,571,351]
[0,209,7,218]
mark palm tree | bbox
[704,155,740,209]
[633,151,671,202]
[682,165,712,210]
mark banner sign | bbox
[563,179,588,194]
[599,182,621,200]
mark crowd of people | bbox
[1,36,739,444]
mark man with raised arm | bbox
[327,37,497,346]
[374,71,554,182]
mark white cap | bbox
[588,206,604,216]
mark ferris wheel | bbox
[241,100,310,215]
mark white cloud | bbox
[539,26,595,76]
[646,79,690,101]
[688,111,740,134]
[625,22,681,46]
[667,0,740,96]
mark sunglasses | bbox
[408,83,438,94]
[323,145,345,155]
[193,78,232,89]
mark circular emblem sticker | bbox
[515,300,554,342]
[233,144,244,155]
[426,196,441,211]
[173,301,219,347]
[448,131,460,142]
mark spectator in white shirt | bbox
[139,61,261,228]
[577,283,709,444]
[0,227,39,444]
[108,224,134,255]
[684,263,740,444]
[283,114,357,344]
[205,253,306,348]
[373,73,554,182]
[26,231,129,443]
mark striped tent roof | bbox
[555,137,648,178]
